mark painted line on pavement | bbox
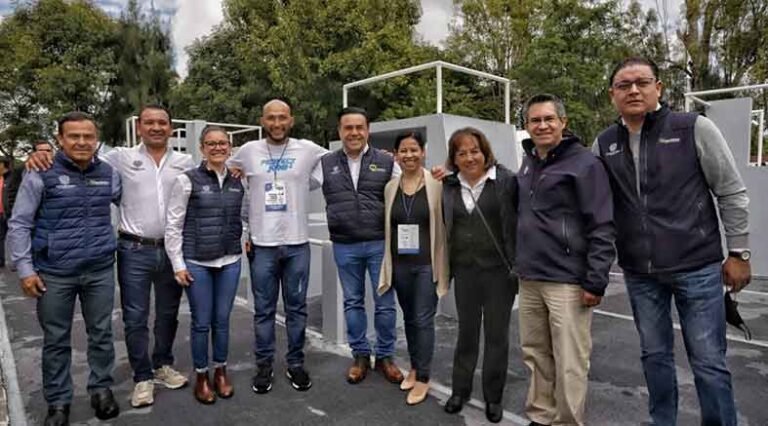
[593,309,768,349]
[234,295,528,425]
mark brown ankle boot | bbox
[194,372,216,404]
[213,366,234,398]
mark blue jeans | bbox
[117,239,183,382]
[392,263,437,382]
[333,240,396,358]
[624,262,736,426]
[38,266,115,405]
[186,260,241,371]
[250,243,310,367]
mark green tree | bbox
[172,0,439,145]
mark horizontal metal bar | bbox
[228,128,261,135]
[688,95,712,107]
[343,60,510,90]
[686,82,768,97]
[206,121,261,130]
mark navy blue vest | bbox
[597,106,722,274]
[182,164,244,261]
[321,147,394,243]
[32,152,116,276]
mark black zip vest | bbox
[321,147,393,243]
[182,164,244,261]
[596,106,722,274]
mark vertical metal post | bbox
[436,65,443,114]
[759,110,765,166]
[342,87,348,108]
[125,119,130,147]
[685,75,693,112]
[504,81,511,124]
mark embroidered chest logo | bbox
[56,175,75,189]
[658,137,680,144]
[330,165,341,175]
[369,164,386,172]
[201,185,212,193]
[130,160,144,171]
[605,142,623,157]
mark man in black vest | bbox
[594,57,751,426]
[316,107,404,385]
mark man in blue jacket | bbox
[595,57,751,426]
[8,112,121,426]
[517,94,615,426]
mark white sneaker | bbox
[131,380,154,408]
[153,365,189,389]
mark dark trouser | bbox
[249,243,310,367]
[451,264,515,403]
[0,213,6,266]
[117,238,182,382]
[392,263,438,382]
[624,262,736,426]
[38,266,116,405]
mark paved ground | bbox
[1,265,767,425]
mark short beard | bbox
[265,129,290,144]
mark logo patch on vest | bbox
[228,187,241,193]
[369,164,386,172]
[56,175,75,189]
[331,165,341,175]
[605,142,623,157]
[522,165,530,175]
[87,179,110,186]
[201,185,212,193]
[658,137,680,144]
[130,160,144,171]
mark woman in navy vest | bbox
[165,126,246,404]
[441,128,518,423]
[377,132,449,406]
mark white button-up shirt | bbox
[458,166,497,214]
[102,143,195,239]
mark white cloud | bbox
[172,0,223,78]
[417,0,453,46]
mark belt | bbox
[119,232,164,247]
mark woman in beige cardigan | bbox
[378,131,449,406]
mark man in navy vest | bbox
[312,107,405,385]
[594,57,751,426]
[8,112,121,426]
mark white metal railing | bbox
[751,109,765,166]
[684,82,768,111]
[124,116,262,147]
[343,61,512,124]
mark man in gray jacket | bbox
[594,57,750,426]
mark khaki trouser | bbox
[519,280,593,426]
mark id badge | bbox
[397,224,419,254]
[265,181,287,211]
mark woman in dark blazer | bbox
[442,127,518,423]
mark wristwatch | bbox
[728,250,751,262]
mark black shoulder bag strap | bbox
[463,185,515,278]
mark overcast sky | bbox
[0,0,682,78]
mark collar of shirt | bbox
[343,143,369,162]
[138,142,171,169]
[621,103,662,132]
[458,165,497,190]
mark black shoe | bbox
[286,366,312,391]
[44,405,69,426]
[90,388,120,420]
[444,394,466,414]
[251,364,274,394]
[529,422,550,426]
[486,402,503,423]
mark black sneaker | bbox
[251,364,274,394]
[286,366,312,391]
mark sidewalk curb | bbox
[0,294,27,426]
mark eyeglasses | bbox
[527,115,561,127]
[203,141,230,148]
[612,77,657,91]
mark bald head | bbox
[262,99,291,115]
[260,99,294,144]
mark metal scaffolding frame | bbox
[342,61,512,124]
[685,83,768,167]
[124,116,262,148]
